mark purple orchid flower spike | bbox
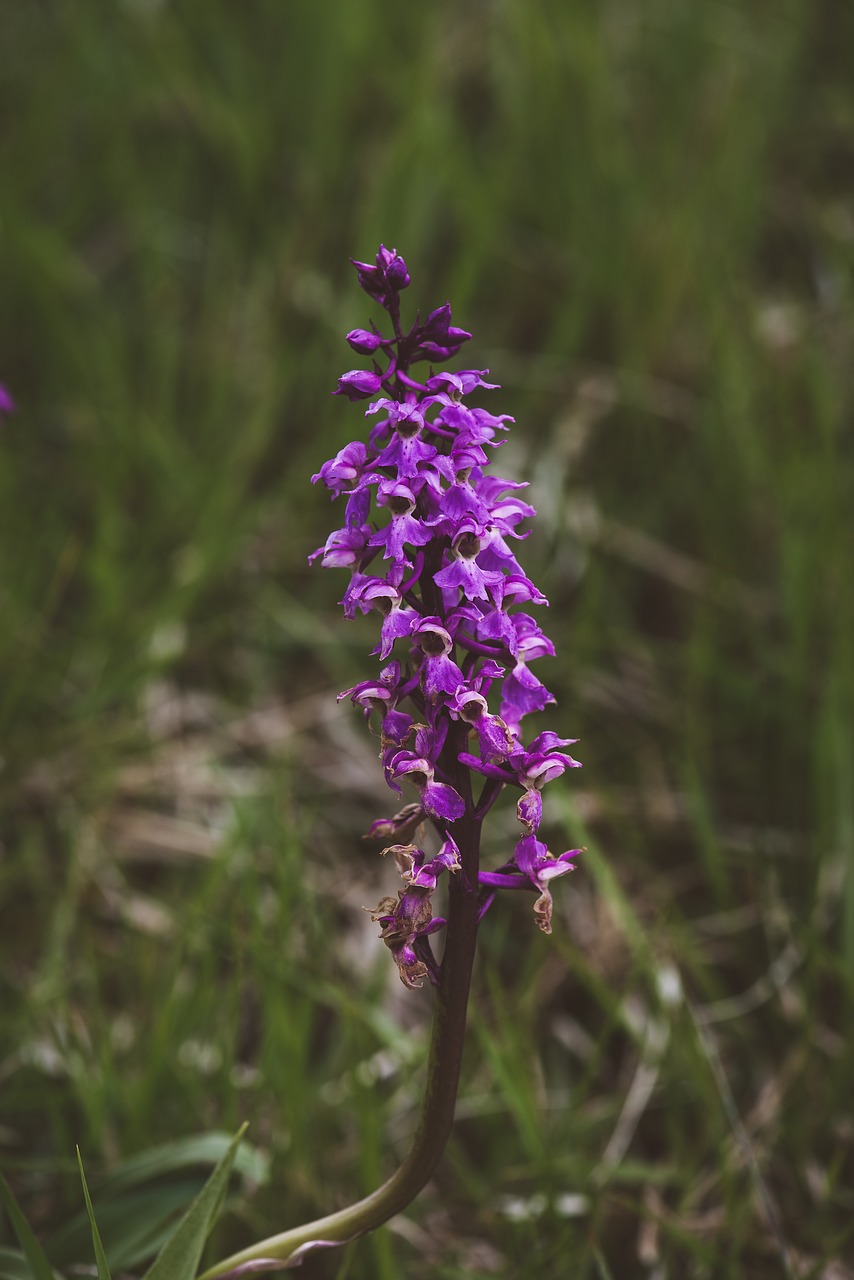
[311,245,583,972]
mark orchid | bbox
[200,247,585,1275]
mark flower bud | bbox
[334,369,383,400]
[350,258,386,298]
[385,254,410,291]
[346,328,384,354]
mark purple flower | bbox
[342,577,420,658]
[412,618,465,702]
[371,400,438,479]
[309,523,372,568]
[339,661,402,721]
[0,385,13,417]
[514,836,580,933]
[311,441,369,495]
[433,518,504,603]
[370,481,434,566]
[311,247,584,984]
[448,689,514,763]
[384,748,466,823]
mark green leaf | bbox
[47,1132,268,1272]
[0,1175,59,1280]
[140,1125,247,1280]
[76,1151,111,1280]
[88,1133,268,1200]
[50,1182,208,1273]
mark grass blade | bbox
[0,1175,59,1280]
[76,1151,111,1280]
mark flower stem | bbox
[198,770,481,1277]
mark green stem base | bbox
[199,790,481,1278]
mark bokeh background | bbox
[2,2,853,1276]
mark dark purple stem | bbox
[474,775,506,822]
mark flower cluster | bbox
[311,247,581,987]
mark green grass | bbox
[2,1,854,1276]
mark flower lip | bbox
[456,531,481,559]
[456,691,487,722]
[414,618,453,657]
[501,574,549,607]
[390,752,434,782]
[339,680,392,711]
[360,580,400,614]
[522,759,565,788]
[382,400,426,435]
[388,493,416,516]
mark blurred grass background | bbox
[1,0,853,1276]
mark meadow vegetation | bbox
[1,2,853,1276]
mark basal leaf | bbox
[90,1134,268,1199]
[48,1180,216,1269]
[47,1132,267,1272]
[140,1125,246,1280]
